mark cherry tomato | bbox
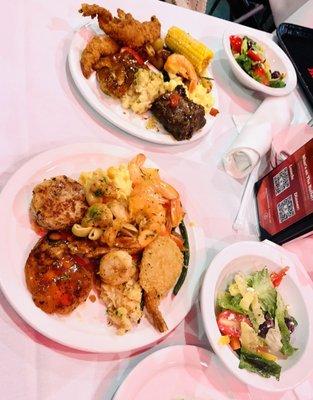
[247,49,262,62]
[270,267,289,287]
[217,310,251,338]
[252,65,269,85]
[120,47,144,65]
[229,35,243,54]
[169,92,181,108]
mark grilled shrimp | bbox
[164,54,198,93]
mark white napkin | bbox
[223,96,294,179]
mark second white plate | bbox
[0,142,205,353]
[68,22,219,145]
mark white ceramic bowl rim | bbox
[200,240,313,392]
[223,28,297,96]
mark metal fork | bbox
[308,117,313,127]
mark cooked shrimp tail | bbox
[164,54,198,93]
[144,290,168,332]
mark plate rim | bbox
[113,344,218,400]
[0,142,203,353]
[68,21,219,146]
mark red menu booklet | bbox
[255,138,313,244]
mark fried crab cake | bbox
[30,175,88,230]
[25,232,93,314]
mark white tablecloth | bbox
[1,1,312,399]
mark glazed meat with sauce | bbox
[25,231,94,314]
[30,175,88,230]
[96,51,144,98]
[151,85,206,141]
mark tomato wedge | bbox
[270,267,289,287]
[247,49,262,62]
[217,310,251,338]
[229,35,243,54]
[120,47,144,65]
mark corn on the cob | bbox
[165,26,214,75]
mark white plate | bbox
[114,345,234,400]
[200,240,313,392]
[68,22,219,145]
[0,143,204,353]
[223,28,297,96]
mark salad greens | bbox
[216,268,297,380]
[229,35,286,88]
[239,348,281,380]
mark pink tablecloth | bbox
[0,1,312,399]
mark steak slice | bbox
[151,85,206,141]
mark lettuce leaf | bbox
[239,348,281,380]
[217,292,258,330]
[249,268,277,318]
[276,293,297,356]
[217,292,244,314]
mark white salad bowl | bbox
[223,28,297,96]
[200,240,313,392]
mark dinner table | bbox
[1,0,313,399]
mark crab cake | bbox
[30,175,87,230]
[25,231,93,314]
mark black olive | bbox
[271,71,281,79]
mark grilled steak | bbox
[151,85,206,141]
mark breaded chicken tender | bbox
[80,35,120,78]
[79,4,161,48]
[30,176,88,230]
[140,236,183,332]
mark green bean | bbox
[173,220,190,295]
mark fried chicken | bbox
[79,4,161,48]
[81,35,120,78]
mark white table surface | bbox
[1,1,312,399]
[285,0,313,28]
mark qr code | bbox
[273,167,290,195]
[277,195,295,223]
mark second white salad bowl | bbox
[200,240,313,392]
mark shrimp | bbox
[128,153,146,185]
[164,54,198,93]
[99,250,136,286]
[144,290,168,332]
[80,35,120,78]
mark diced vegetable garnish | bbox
[257,349,278,362]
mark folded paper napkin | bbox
[223,96,294,179]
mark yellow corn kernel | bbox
[218,335,230,345]
[165,26,214,75]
